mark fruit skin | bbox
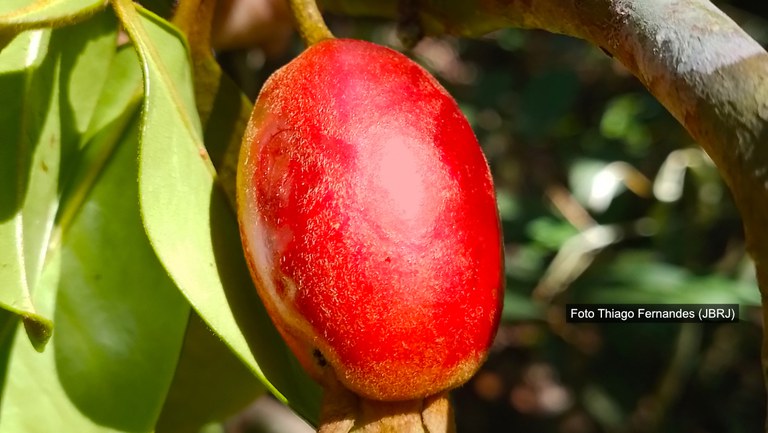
[237,38,503,401]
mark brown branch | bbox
[172,0,250,209]
[289,0,335,46]
[317,372,455,433]
[320,2,768,236]
[323,0,768,402]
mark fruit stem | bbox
[288,0,334,46]
[317,372,455,432]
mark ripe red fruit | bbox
[237,38,503,401]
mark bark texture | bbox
[317,375,455,433]
[323,0,768,411]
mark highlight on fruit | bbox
[237,36,503,401]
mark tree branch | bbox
[322,0,768,400]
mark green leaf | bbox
[57,34,141,239]
[0,113,190,432]
[54,116,190,431]
[502,291,544,321]
[527,216,580,250]
[81,43,143,144]
[0,250,108,433]
[156,312,266,433]
[0,28,57,350]
[187,50,253,208]
[56,9,117,147]
[577,251,761,306]
[599,94,652,157]
[0,308,19,406]
[132,0,175,20]
[0,10,117,351]
[0,0,107,34]
[0,31,186,430]
[112,1,321,423]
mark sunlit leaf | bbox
[0,0,106,33]
[112,1,321,422]
[57,41,142,237]
[170,0,252,207]
[0,250,110,433]
[569,159,612,209]
[0,10,117,351]
[0,112,189,431]
[0,28,56,350]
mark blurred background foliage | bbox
[214,1,768,432]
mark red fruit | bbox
[237,38,503,401]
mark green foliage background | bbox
[0,0,766,432]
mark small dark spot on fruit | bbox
[384,256,391,263]
[313,348,327,367]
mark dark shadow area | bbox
[52,114,189,433]
[208,184,323,426]
[155,311,266,433]
[201,66,250,168]
[55,10,118,196]
[217,10,768,431]
[0,309,19,410]
[0,34,56,221]
[453,319,766,433]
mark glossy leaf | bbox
[0,10,117,351]
[56,9,117,147]
[0,109,189,432]
[0,31,185,431]
[0,249,107,433]
[57,41,142,237]
[54,116,189,431]
[0,28,56,350]
[112,1,321,422]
